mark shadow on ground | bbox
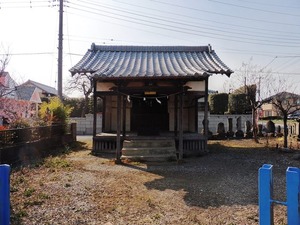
[122,141,300,208]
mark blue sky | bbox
[0,0,299,97]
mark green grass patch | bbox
[44,156,71,169]
[24,188,35,197]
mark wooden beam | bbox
[174,95,178,136]
[204,77,209,136]
[115,93,122,163]
[94,77,206,83]
[195,97,199,133]
[122,96,126,137]
[93,82,97,137]
[101,96,105,132]
[178,93,183,161]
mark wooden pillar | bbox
[204,77,209,137]
[195,97,199,133]
[174,95,178,136]
[93,84,97,137]
[101,96,105,132]
[122,96,126,137]
[116,93,122,163]
[178,93,183,160]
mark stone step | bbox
[122,147,176,156]
[123,139,175,148]
[121,139,177,162]
[121,154,177,162]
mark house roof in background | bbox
[70,44,233,79]
[263,91,300,103]
[16,86,42,103]
[0,72,8,87]
[0,72,17,88]
[22,79,58,96]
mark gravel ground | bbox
[10,139,300,225]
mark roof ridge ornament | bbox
[91,43,96,51]
[208,44,212,53]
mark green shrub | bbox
[39,97,73,124]
[209,93,228,114]
[8,118,31,129]
[228,93,251,114]
[63,97,103,117]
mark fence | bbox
[0,125,64,147]
[0,123,76,166]
[259,164,300,225]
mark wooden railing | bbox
[92,136,118,154]
[0,124,76,166]
[176,135,208,156]
[0,124,70,148]
[92,133,208,157]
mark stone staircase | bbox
[121,138,177,161]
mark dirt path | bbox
[10,140,300,224]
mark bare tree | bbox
[65,73,93,117]
[228,59,271,142]
[0,44,10,74]
[264,76,300,148]
[0,46,15,98]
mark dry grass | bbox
[10,138,300,225]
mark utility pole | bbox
[58,0,63,100]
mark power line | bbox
[209,0,300,17]
[0,0,52,9]
[149,0,300,27]
[277,56,300,58]
[112,0,300,37]
[78,0,300,42]
[218,48,300,58]
[66,53,84,56]
[67,2,300,47]
[231,0,300,9]
[0,0,48,3]
[274,58,300,73]
[0,51,84,57]
[0,52,55,56]
[260,57,278,71]
[234,70,300,76]
[65,10,193,44]
[0,5,50,9]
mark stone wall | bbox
[71,113,300,138]
[72,113,253,135]
[198,113,253,133]
[70,113,102,135]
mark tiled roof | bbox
[263,91,300,103]
[16,86,41,103]
[22,80,58,96]
[70,44,233,79]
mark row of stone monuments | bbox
[203,118,283,139]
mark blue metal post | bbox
[259,164,274,225]
[286,167,300,225]
[0,164,10,225]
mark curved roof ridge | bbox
[91,43,210,53]
[70,43,233,78]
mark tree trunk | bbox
[252,107,258,143]
[81,95,89,117]
[283,115,288,148]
